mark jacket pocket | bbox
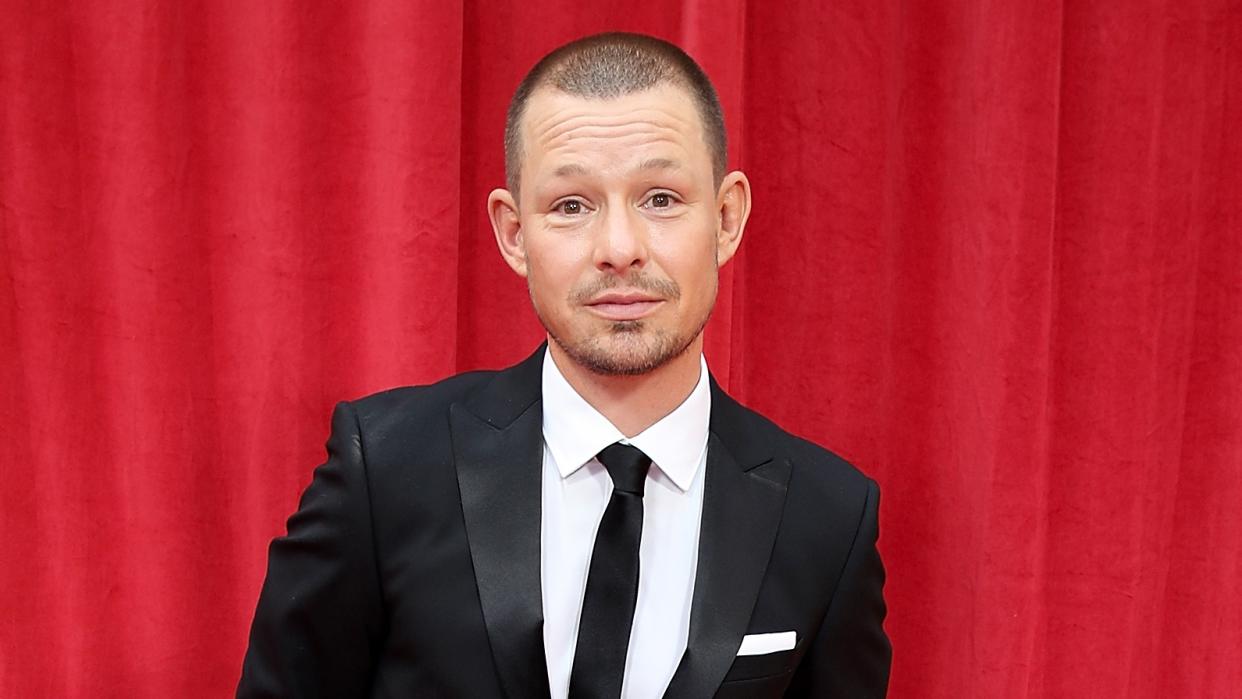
[720,642,800,683]
[715,666,795,699]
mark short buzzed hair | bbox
[503,32,727,195]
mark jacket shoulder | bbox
[714,389,876,491]
[344,369,499,433]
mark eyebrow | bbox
[637,157,681,172]
[552,163,591,178]
[550,158,682,179]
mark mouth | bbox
[585,292,664,321]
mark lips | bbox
[585,292,664,321]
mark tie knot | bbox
[596,443,652,496]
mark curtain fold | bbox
[2,1,1238,696]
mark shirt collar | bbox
[541,347,711,492]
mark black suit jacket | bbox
[238,347,890,697]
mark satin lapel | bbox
[664,384,791,698]
[451,348,551,699]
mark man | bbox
[238,32,890,698]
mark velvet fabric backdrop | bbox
[2,1,1239,697]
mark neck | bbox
[548,336,705,438]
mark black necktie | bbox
[568,443,653,699]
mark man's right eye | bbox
[554,199,585,215]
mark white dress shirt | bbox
[540,348,710,699]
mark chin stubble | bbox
[530,268,717,376]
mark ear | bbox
[715,170,751,267]
[488,188,527,277]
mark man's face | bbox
[490,83,748,376]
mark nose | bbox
[593,201,649,272]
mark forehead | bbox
[518,84,710,176]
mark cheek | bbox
[525,249,580,300]
[657,232,719,286]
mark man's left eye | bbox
[646,193,674,208]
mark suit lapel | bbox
[664,380,791,697]
[451,353,787,698]
[451,348,551,699]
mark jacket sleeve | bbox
[789,478,892,697]
[237,401,386,698]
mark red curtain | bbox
[3,1,1239,696]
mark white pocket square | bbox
[736,631,797,656]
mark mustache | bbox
[569,271,681,304]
